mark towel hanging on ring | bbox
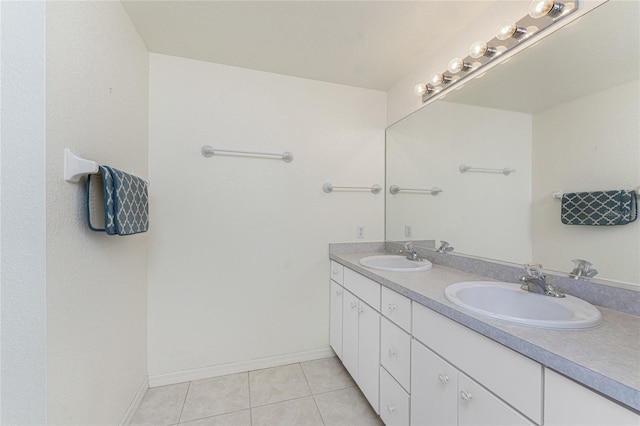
[86,166,149,235]
[561,190,637,226]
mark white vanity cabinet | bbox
[329,261,344,359]
[412,303,542,425]
[544,369,640,426]
[411,339,533,426]
[340,267,381,414]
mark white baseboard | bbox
[148,347,335,388]
[119,377,149,425]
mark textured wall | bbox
[0,2,47,423]
[46,2,149,423]
[148,54,386,382]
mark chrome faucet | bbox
[436,241,454,254]
[569,259,598,280]
[519,263,565,298]
[400,242,421,261]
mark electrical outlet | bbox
[404,225,412,238]
[356,225,365,239]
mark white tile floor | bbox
[132,357,383,426]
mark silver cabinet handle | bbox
[460,390,472,402]
[438,373,449,384]
[335,289,342,296]
[388,348,397,357]
[351,301,357,309]
[388,303,397,311]
[332,268,339,276]
[387,405,396,413]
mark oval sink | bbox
[444,281,602,329]
[359,255,433,272]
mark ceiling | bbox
[121,1,496,91]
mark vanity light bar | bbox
[415,0,577,103]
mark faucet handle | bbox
[439,241,450,248]
[572,259,592,270]
[403,242,413,250]
[524,263,544,278]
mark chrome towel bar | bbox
[201,145,293,163]
[459,164,515,176]
[323,183,382,194]
[389,185,442,195]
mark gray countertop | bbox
[330,251,640,412]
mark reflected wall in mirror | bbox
[386,0,640,286]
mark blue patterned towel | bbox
[561,190,637,226]
[87,166,148,235]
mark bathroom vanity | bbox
[329,247,640,426]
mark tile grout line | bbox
[176,381,192,425]
[247,371,254,426]
[299,361,326,426]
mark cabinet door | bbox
[358,301,381,414]
[381,317,411,392]
[330,280,343,359]
[458,374,533,426]
[380,366,410,426]
[545,369,640,426]
[342,290,359,379]
[411,339,457,426]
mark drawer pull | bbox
[438,373,449,384]
[388,348,397,357]
[351,301,358,309]
[387,405,396,413]
[359,308,364,314]
[388,303,397,311]
[460,390,472,402]
[335,289,342,296]
[332,269,339,276]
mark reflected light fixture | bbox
[414,0,576,104]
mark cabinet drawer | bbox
[380,317,411,392]
[344,268,380,312]
[381,286,411,332]
[458,373,534,426]
[330,260,344,285]
[380,366,410,426]
[412,303,542,424]
[544,369,640,426]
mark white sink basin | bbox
[444,281,602,329]
[359,255,433,272]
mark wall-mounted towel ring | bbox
[323,183,382,194]
[64,148,99,183]
[64,148,149,186]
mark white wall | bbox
[532,80,640,284]
[0,2,47,424]
[386,101,532,263]
[148,54,386,382]
[46,2,149,424]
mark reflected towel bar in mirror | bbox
[389,185,442,195]
[323,183,382,194]
[201,145,293,163]
[459,164,515,176]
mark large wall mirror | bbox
[386,0,639,287]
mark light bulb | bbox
[448,58,471,74]
[429,72,451,87]
[414,83,427,97]
[496,22,516,40]
[528,0,563,19]
[469,41,495,59]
